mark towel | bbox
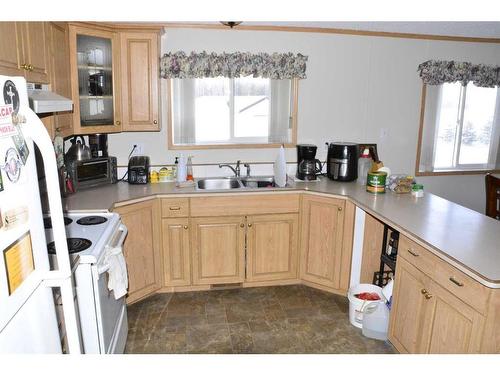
[273,145,287,187]
[104,246,129,299]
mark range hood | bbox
[27,83,73,114]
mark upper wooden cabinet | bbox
[300,195,346,290]
[69,24,122,134]
[114,200,162,304]
[120,31,160,131]
[0,22,50,83]
[47,22,73,138]
[246,213,299,282]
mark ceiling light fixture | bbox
[221,22,242,29]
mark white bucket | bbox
[347,284,383,328]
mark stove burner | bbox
[43,216,73,229]
[47,238,92,254]
[76,215,108,226]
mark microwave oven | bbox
[66,157,117,191]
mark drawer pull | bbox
[425,293,433,300]
[449,276,464,287]
[407,248,420,257]
[421,289,427,295]
[169,206,181,211]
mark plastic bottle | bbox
[176,154,187,183]
[173,157,179,179]
[357,148,372,185]
[362,301,390,340]
[186,156,194,181]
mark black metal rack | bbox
[373,223,398,287]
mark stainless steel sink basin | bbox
[240,177,276,188]
[196,176,285,190]
[197,178,242,190]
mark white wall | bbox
[108,28,500,213]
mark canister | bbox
[367,171,387,194]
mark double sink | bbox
[197,176,283,190]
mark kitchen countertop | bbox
[63,177,500,288]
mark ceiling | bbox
[174,21,500,39]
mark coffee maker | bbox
[296,144,322,181]
[88,134,108,158]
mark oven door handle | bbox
[110,224,128,249]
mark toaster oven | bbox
[66,157,117,191]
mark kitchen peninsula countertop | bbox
[63,178,500,288]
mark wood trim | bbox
[339,200,355,292]
[104,22,500,44]
[166,78,299,150]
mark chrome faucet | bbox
[219,160,241,177]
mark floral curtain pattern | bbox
[418,60,500,87]
[160,51,308,79]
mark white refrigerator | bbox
[0,75,81,353]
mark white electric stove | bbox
[44,211,129,354]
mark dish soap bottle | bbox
[186,156,194,181]
[173,157,179,179]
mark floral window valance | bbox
[160,51,308,79]
[418,60,500,88]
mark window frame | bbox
[166,77,299,150]
[415,83,500,176]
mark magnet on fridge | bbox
[0,170,4,191]
[11,125,29,165]
[3,147,22,182]
[3,206,29,229]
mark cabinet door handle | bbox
[248,223,253,227]
[421,289,427,295]
[28,64,34,71]
[183,225,188,230]
[407,248,420,257]
[425,293,433,300]
[153,120,158,124]
[449,276,464,287]
[116,121,121,125]
[239,223,245,228]
[169,206,181,211]
[21,63,28,70]
[338,207,342,211]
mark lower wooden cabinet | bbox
[300,195,346,290]
[246,213,299,282]
[114,199,162,304]
[162,218,191,286]
[191,216,246,285]
[390,257,485,353]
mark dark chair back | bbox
[485,173,500,220]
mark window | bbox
[168,76,297,148]
[417,82,500,175]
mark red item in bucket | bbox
[354,292,381,301]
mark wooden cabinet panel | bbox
[191,216,245,285]
[21,22,50,83]
[48,22,73,138]
[120,32,159,131]
[246,213,299,282]
[114,199,161,304]
[162,218,191,286]
[389,257,432,353]
[426,280,484,353]
[190,194,300,217]
[300,195,345,289]
[0,22,23,76]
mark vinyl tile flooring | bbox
[124,285,395,354]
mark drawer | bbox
[399,235,490,314]
[161,198,189,218]
[399,235,437,279]
[190,194,300,217]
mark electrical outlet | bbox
[132,143,144,156]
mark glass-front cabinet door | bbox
[69,25,121,134]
